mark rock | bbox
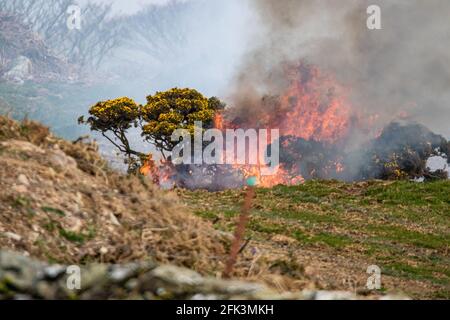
[310,290,357,300]
[380,294,411,300]
[63,216,83,233]
[43,265,66,279]
[2,56,33,84]
[0,250,409,300]
[48,149,78,170]
[109,263,149,283]
[149,265,204,291]
[426,155,449,179]
[271,234,297,245]
[108,212,121,226]
[29,231,40,242]
[3,232,22,241]
[0,251,45,294]
[17,174,30,186]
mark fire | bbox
[140,155,174,187]
[214,113,224,130]
[279,64,351,143]
[139,154,163,185]
[237,164,302,188]
[221,62,354,187]
[142,62,367,189]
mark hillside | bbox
[180,180,450,299]
[0,115,227,272]
[0,115,447,299]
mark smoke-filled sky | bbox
[81,0,450,138]
[225,0,450,138]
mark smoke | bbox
[228,0,450,138]
[98,0,254,100]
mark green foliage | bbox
[141,88,223,152]
[84,97,140,133]
[59,228,86,244]
[41,206,66,217]
[79,96,143,161]
[80,88,225,168]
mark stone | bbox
[3,232,22,241]
[108,212,121,226]
[63,216,83,233]
[0,250,409,300]
[311,290,357,300]
[2,56,33,84]
[43,265,66,279]
[271,234,297,245]
[48,149,78,170]
[17,174,30,186]
[151,265,204,288]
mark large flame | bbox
[143,62,368,189]
[279,64,352,143]
[222,62,353,187]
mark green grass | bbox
[9,195,36,217]
[180,180,450,299]
[58,229,86,244]
[41,206,66,217]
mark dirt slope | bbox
[0,116,225,273]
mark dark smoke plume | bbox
[228,0,450,138]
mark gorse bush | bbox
[88,97,140,132]
[142,88,220,153]
[80,88,225,171]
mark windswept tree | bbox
[80,88,225,172]
[79,97,142,159]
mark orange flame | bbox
[222,63,354,187]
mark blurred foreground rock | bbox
[0,250,408,300]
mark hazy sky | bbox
[81,0,177,14]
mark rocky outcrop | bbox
[2,56,33,84]
[0,13,74,84]
[0,250,408,300]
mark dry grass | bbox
[0,115,226,274]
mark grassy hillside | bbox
[0,116,448,299]
[180,180,450,299]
